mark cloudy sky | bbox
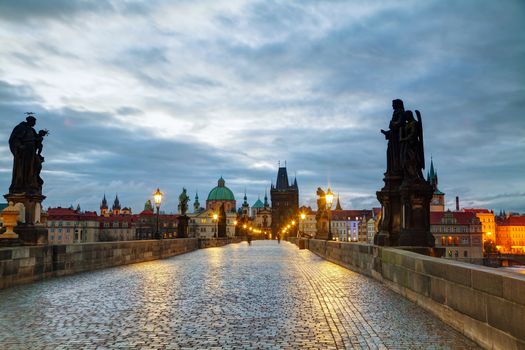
[0,0,524,214]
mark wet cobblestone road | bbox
[0,241,479,349]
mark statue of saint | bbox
[178,188,189,215]
[381,99,405,176]
[8,115,47,195]
[400,110,425,181]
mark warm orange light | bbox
[243,224,247,229]
[291,220,296,225]
[326,188,334,207]
[153,188,163,207]
[213,213,218,220]
[300,213,306,220]
[233,220,237,225]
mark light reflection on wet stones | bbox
[0,241,479,349]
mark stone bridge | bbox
[0,240,482,349]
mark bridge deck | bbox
[0,241,479,349]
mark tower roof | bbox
[207,177,235,201]
[253,197,264,209]
[275,167,290,190]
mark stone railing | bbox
[0,237,238,290]
[301,239,525,350]
[198,236,242,249]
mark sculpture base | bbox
[177,215,189,238]
[4,193,46,225]
[13,224,48,245]
[399,228,435,247]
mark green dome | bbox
[252,198,264,209]
[207,177,235,201]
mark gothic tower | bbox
[270,164,299,237]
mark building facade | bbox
[431,211,483,260]
[271,165,299,237]
[496,215,525,254]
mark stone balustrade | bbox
[0,237,241,290]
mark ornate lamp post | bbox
[213,213,219,238]
[153,188,163,239]
[300,212,306,237]
[326,188,334,240]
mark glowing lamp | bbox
[153,188,163,208]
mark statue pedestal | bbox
[4,193,48,245]
[398,180,435,247]
[374,175,402,246]
[177,215,189,238]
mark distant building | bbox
[252,193,272,235]
[428,159,445,212]
[47,207,99,244]
[206,177,236,212]
[189,209,236,238]
[496,215,525,254]
[271,165,299,237]
[431,211,483,260]
[462,208,496,247]
[330,210,375,242]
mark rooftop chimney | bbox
[455,196,460,211]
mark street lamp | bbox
[326,187,334,240]
[300,212,306,237]
[153,188,163,239]
[213,213,219,238]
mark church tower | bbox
[194,192,201,213]
[271,163,299,237]
[100,194,108,216]
[112,194,121,216]
[428,158,445,212]
[241,191,250,219]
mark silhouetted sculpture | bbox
[8,115,48,195]
[381,99,405,176]
[217,204,227,238]
[375,100,434,248]
[177,188,190,238]
[178,188,189,215]
[400,110,425,181]
[4,113,49,245]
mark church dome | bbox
[207,177,235,201]
[252,198,264,209]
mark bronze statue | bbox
[381,99,405,176]
[178,188,189,215]
[8,114,48,195]
[400,110,425,181]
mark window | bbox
[58,235,62,240]
[464,251,468,257]
[50,235,54,240]
[441,236,446,246]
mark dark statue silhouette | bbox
[4,113,49,245]
[8,114,48,195]
[375,100,435,248]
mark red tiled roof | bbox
[463,208,491,214]
[430,211,478,225]
[498,216,525,226]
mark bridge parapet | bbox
[303,239,525,350]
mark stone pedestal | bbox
[374,175,402,246]
[177,215,189,238]
[398,180,435,247]
[4,193,47,245]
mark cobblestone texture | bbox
[0,241,480,349]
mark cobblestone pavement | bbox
[0,241,480,349]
